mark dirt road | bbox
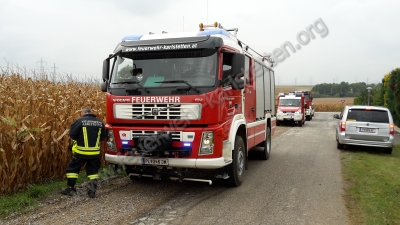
[1,112,349,225]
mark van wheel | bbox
[306,115,311,121]
[298,121,303,127]
[226,135,245,187]
[258,126,271,160]
[276,121,280,126]
[384,148,393,154]
[337,140,344,149]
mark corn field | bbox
[0,68,105,195]
[314,103,353,112]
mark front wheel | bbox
[226,135,246,187]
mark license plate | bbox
[142,158,169,166]
[359,128,376,133]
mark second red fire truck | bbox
[276,92,307,126]
[100,22,276,187]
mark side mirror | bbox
[311,97,314,100]
[102,59,110,81]
[131,68,143,76]
[101,81,108,92]
[230,52,245,90]
[231,53,245,79]
[333,114,340,119]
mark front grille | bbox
[133,104,180,120]
[131,130,182,141]
[114,103,201,120]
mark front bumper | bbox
[337,133,394,148]
[105,154,231,169]
[277,113,302,121]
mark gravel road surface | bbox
[1,112,350,225]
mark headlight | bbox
[199,131,214,155]
[107,130,117,152]
[295,109,302,114]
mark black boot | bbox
[60,186,76,196]
[87,180,98,198]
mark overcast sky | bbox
[0,0,399,85]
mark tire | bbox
[298,120,303,127]
[306,115,311,121]
[276,120,280,126]
[336,140,344,149]
[384,147,393,154]
[259,126,271,160]
[227,135,246,187]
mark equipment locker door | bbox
[244,56,256,148]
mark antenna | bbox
[207,0,208,24]
[200,21,275,64]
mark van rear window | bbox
[346,109,389,123]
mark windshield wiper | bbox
[111,81,149,93]
[155,80,199,93]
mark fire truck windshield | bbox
[279,99,301,106]
[110,50,218,90]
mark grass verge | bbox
[342,145,400,225]
[0,167,120,219]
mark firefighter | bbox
[60,108,107,198]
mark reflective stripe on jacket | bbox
[69,114,106,157]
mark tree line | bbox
[311,82,378,98]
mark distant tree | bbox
[386,68,400,126]
[339,81,350,97]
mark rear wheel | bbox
[259,126,271,160]
[276,120,281,126]
[226,135,245,187]
[298,120,303,127]
[306,115,311,121]
[336,140,344,149]
[384,147,393,154]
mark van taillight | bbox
[389,124,394,136]
[340,121,346,132]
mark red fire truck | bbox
[290,90,314,120]
[100,22,276,187]
[276,92,306,126]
